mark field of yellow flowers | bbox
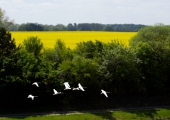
[11,31,137,49]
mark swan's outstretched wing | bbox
[64,82,71,89]
[103,91,108,97]
[53,89,57,94]
[28,94,34,100]
[78,83,85,91]
[32,82,39,87]
[28,95,31,98]
[73,87,79,90]
[28,94,38,100]
[101,89,108,97]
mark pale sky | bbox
[1,0,170,25]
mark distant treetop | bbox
[8,23,146,32]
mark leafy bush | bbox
[23,36,43,56]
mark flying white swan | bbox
[72,87,79,90]
[78,83,86,91]
[53,89,62,95]
[27,94,38,100]
[64,82,71,90]
[32,82,39,87]
[101,89,109,98]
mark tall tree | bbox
[75,40,96,58]
[0,8,14,30]
[23,36,43,57]
[129,24,170,46]
[18,23,44,31]
[67,23,74,30]
[0,27,20,91]
[0,27,17,57]
[130,25,170,95]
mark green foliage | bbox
[43,48,58,62]
[54,39,66,51]
[0,27,17,57]
[54,39,73,64]
[67,23,76,31]
[56,55,99,87]
[2,25,170,111]
[130,25,170,46]
[0,28,21,102]
[132,42,170,95]
[0,8,14,30]
[71,56,99,84]
[75,40,96,58]
[23,36,43,56]
[0,28,20,84]
[9,22,146,31]
[15,48,39,84]
[75,40,104,59]
[56,55,100,100]
[130,25,170,94]
[57,59,73,82]
[103,25,114,31]
[99,41,140,96]
[18,23,44,31]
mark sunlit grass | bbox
[11,31,137,49]
[1,108,170,120]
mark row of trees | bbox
[9,23,145,31]
[1,25,170,111]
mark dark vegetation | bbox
[1,24,170,114]
[9,23,145,32]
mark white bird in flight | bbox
[32,82,39,87]
[53,89,62,95]
[101,89,109,98]
[64,82,71,90]
[27,94,38,100]
[72,87,79,90]
[78,83,86,91]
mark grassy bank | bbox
[1,108,170,120]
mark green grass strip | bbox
[1,108,170,120]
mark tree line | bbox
[1,24,170,112]
[8,23,145,32]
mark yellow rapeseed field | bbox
[11,31,137,49]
